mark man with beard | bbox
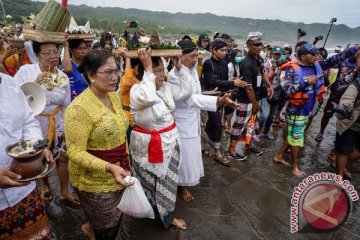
[167,40,239,201]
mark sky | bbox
[37,0,360,28]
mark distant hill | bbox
[4,0,360,47]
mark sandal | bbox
[214,155,231,167]
[315,133,323,142]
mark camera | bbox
[331,102,354,119]
[298,28,307,37]
[128,21,138,28]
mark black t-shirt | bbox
[237,54,263,103]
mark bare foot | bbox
[273,157,291,167]
[41,185,53,201]
[179,187,194,202]
[81,222,95,240]
[171,218,187,229]
[59,192,80,205]
[344,169,352,179]
[292,169,305,177]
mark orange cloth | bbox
[39,105,62,148]
[4,54,19,70]
[119,68,139,126]
[0,46,20,75]
[22,51,32,65]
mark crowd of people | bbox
[0,22,360,240]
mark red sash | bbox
[133,121,176,163]
[87,143,131,172]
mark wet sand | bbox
[43,113,360,240]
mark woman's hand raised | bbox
[137,48,153,73]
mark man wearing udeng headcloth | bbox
[168,40,238,201]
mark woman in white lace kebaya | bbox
[130,49,192,229]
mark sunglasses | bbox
[251,43,263,47]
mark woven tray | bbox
[5,38,25,49]
[68,33,99,41]
[113,49,182,58]
[23,29,65,43]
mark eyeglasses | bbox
[97,69,121,77]
[39,50,60,57]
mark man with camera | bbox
[315,53,360,143]
[334,55,360,179]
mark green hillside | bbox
[3,0,359,47]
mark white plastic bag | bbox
[117,176,155,219]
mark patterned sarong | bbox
[0,189,51,240]
[75,189,123,231]
[287,115,309,147]
[230,102,259,141]
[132,142,180,228]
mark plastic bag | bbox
[117,176,155,219]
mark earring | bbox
[90,80,95,83]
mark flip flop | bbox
[214,155,231,167]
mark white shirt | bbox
[130,69,192,177]
[0,73,42,210]
[14,63,71,138]
[168,65,217,139]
